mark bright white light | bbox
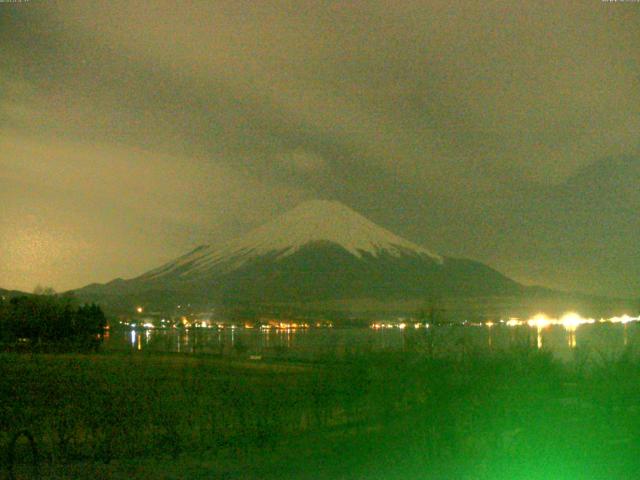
[559,312,593,331]
[527,314,551,330]
[560,312,580,330]
[610,314,638,324]
[506,318,521,327]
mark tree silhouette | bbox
[0,292,107,352]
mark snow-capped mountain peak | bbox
[78,199,524,307]
[142,200,442,280]
[224,200,440,259]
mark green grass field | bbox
[2,347,640,479]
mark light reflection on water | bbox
[115,322,640,361]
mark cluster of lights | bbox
[130,305,639,333]
[260,321,333,331]
[274,322,309,330]
[125,316,332,331]
[315,322,334,328]
[369,313,640,332]
[502,312,640,331]
[131,305,335,332]
[371,322,429,330]
[609,314,638,324]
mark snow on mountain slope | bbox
[141,200,442,280]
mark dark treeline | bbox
[0,292,106,352]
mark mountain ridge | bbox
[73,200,528,314]
[138,200,442,283]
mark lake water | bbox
[104,322,640,362]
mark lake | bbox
[104,321,640,362]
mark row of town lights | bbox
[506,312,640,331]
[135,306,637,332]
[369,313,639,330]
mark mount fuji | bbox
[75,200,523,311]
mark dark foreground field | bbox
[2,346,640,479]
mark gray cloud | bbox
[1,1,639,296]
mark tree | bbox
[33,285,57,296]
[0,294,107,352]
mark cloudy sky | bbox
[1,1,639,297]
